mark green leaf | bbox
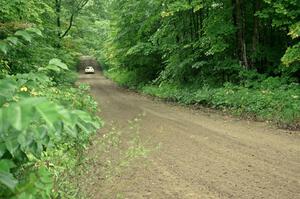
[19,100,37,130]
[15,192,34,199]
[2,98,37,131]
[193,4,203,12]
[192,61,207,69]
[0,171,18,190]
[6,36,19,45]
[17,132,34,150]
[64,125,77,137]
[0,78,18,101]
[44,64,61,72]
[15,30,32,42]
[282,43,300,65]
[5,105,22,131]
[5,134,19,157]
[0,40,8,54]
[26,27,43,37]
[73,110,100,129]
[288,22,300,39]
[37,167,52,184]
[35,101,61,128]
[0,143,6,158]
[48,58,69,70]
[0,159,16,172]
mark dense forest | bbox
[85,0,300,127]
[0,0,299,198]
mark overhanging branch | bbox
[60,13,74,38]
[59,0,90,39]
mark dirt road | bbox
[79,71,300,199]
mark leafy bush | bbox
[140,79,300,128]
[105,67,157,89]
[142,84,181,100]
[0,67,101,198]
[106,67,300,127]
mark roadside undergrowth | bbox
[105,69,300,130]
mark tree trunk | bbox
[55,0,61,38]
[55,0,62,47]
[252,0,260,67]
[235,0,249,69]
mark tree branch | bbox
[59,0,90,39]
[60,13,74,38]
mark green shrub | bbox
[0,68,101,198]
[106,64,300,127]
[105,67,156,89]
[141,81,300,127]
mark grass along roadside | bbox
[105,69,300,130]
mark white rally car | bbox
[85,66,95,74]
